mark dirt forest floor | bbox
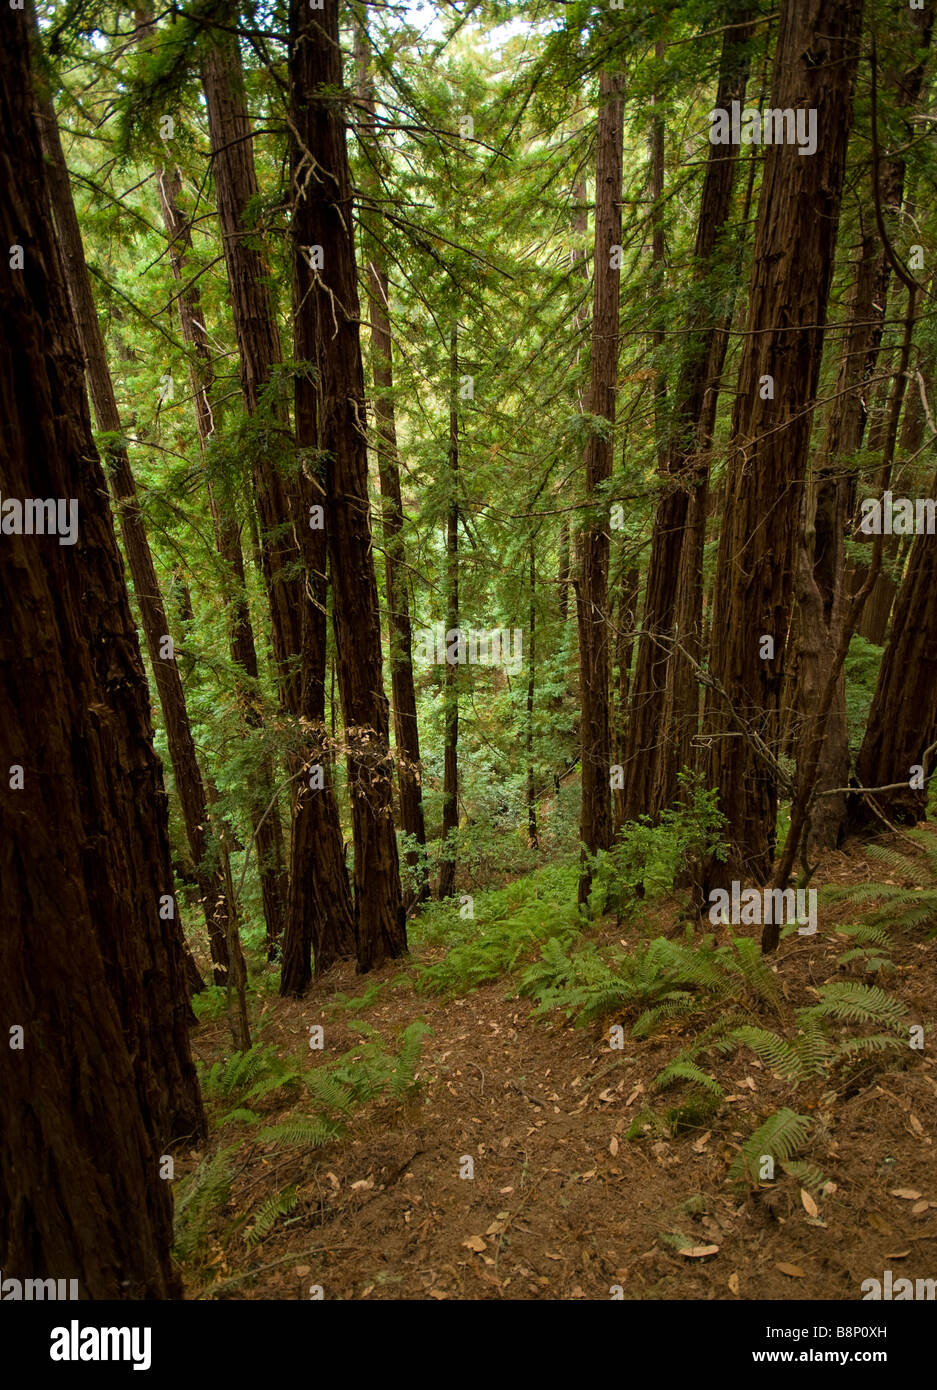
[180,833,937,1301]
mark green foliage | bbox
[587,773,728,919]
[416,863,582,995]
[519,928,783,1031]
[244,1185,299,1248]
[191,985,229,1022]
[728,1109,815,1188]
[201,1044,302,1117]
[255,1021,431,1151]
[173,1147,238,1262]
[824,832,937,938]
[844,635,884,756]
[255,1117,345,1150]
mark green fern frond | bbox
[835,922,892,949]
[257,1117,344,1148]
[730,1026,806,1082]
[631,993,700,1037]
[727,935,782,1011]
[791,1014,836,1078]
[389,1020,430,1099]
[834,1033,904,1061]
[729,1109,812,1186]
[245,1185,299,1248]
[810,982,907,1030]
[173,1146,238,1261]
[219,1106,262,1127]
[304,1070,356,1113]
[779,1158,826,1191]
[651,1059,724,1097]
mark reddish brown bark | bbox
[574,71,624,903]
[621,13,753,825]
[702,0,863,890]
[199,21,356,989]
[289,0,406,970]
[37,86,231,984]
[1,14,203,1295]
[849,467,937,828]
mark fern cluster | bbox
[825,833,937,940]
[518,929,782,1031]
[256,1020,431,1149]
[639,980,908,1186]
[173,1147,238,1262]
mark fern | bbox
[632,993,700,1037]
[809,982,907,1030]
[173,1147,237,1261]
[727,936,782,1013]
[729,1109,813,1186]
[389,1020,430,1099]
[304,1070,356,1113]
[825,837,937,937]
[779,1158,826,1191]
[219,1106,263,1127]
[651,1059,725,1098]
[256,1117,344,1149]
[202,1045,301,1109]
[730,1026,806,1082]
[245,1185,299,1248]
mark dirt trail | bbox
[186,841,937,1301]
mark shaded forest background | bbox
[2,0,937,1301]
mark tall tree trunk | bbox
[356,22,428,909]
[849,466,937,828]
[701,0,864,891]
[289,0,406,971]
[526,542,540,849]
[438,326,461,899]
[36,87,231,984]
[796,9,932,849]
[199,21,356,989]
[1,15,203,1295]
[155,161,288,954]
[574,70,624,904]
[622,12,753,824]
[612,566,639,830]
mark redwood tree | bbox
[620,12,753,824]
[289,0,406,970]
[199,14,356,988]
[701,0,864,890]
[1,11,203,1296]
[574,70,624,903]
[36,85,231,983]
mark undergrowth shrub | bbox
[415,863,581,993]
[587,772,728,919]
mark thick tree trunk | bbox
[575,71,624,904]
[1,16,203,1295]
[438,327,461,900]
[36,88,231,984]
[289,0,405,971]
[200,23,356,988]
[621,13,753,824]
[356,23,428,909]
[796,10,932,850]
[701,0,863,891]
[849,467,937,828]
[156,162,288,953]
